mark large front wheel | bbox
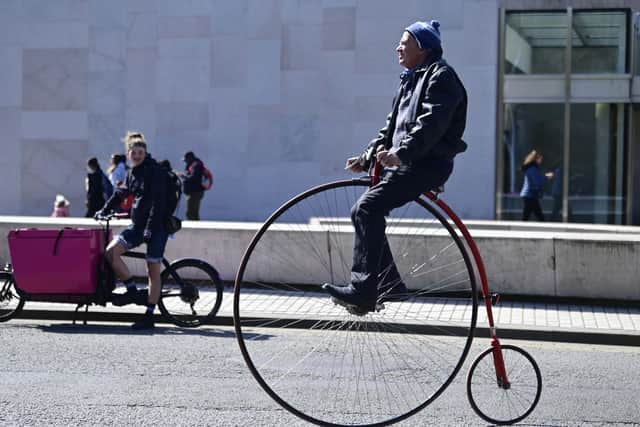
[234,179,478,426]
[158,259,223,328]
[0,270,25,322]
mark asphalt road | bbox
[0,319,639,426]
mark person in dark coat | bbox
[98,131,169,330]
[520,150,554,221]
[180,151,205,220]
[85,157,108,218]
[323,20,468,313]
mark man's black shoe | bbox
[132,313,155,330]
[111,288,148,307]
[322,283,377,313]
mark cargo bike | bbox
[0,212,223,327]
[233,159,543,426]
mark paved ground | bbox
[13,287,640,345]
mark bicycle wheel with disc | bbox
[158,258,223,328]
[234,178,478,426]
[0,271,25,322]
[467,344,542,425]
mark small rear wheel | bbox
[0,271,25,322]
[466,344,542,425]
[158,259,223,327]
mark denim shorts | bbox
[117,224,168,263]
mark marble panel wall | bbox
[0,0,501,220]
[0,109,22,212]
[21,139,88,216]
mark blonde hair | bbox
[523,149,541,167]
[122,131,147,152]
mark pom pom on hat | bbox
[406,20,441,50]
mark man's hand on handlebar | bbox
[345,156,364,173]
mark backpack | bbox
[164,167,183,234]
[201,166,213,191]
[165,169,182,215]
[188,160,213,191]
[101,172,114,201]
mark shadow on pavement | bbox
[33,323,272,340]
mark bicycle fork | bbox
[425,191,512,390]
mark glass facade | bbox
[572,11,627,74]
[568,103,626,223]
[499,8,632,224]
[505,11,567,74]
[500,104,565,220]
[635,12,640,74]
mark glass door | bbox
[568,103,627,224]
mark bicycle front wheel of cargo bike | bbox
[233,178,478,426]
[0,271,25,322]
[158,259,223,327]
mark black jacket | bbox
[103,154,167,232]
[366,56,468,168]
[182,158,204,195]
[86,169,106,217]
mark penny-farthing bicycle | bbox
[233,160,542,426]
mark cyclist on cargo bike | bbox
[96,131,175,330]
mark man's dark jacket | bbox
[103,154,167,232]
[365,55,468,168]
[182,158,204,195]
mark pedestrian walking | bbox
[180,151,205,220]
[85,157,112,218]
[520,150,554,221]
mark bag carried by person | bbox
[201,165,213,191]
[188,160,213,191]
[165,168,183,234]
[101,172,114,200]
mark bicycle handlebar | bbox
[94,211,129,222]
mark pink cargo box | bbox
[8,228,107,296]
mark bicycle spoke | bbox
[234,180,477,426]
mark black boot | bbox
[322,283,377,313]
[112,288,149,306]
[131,312,155,330]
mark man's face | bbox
[396,31,425,69]
[128,146,146,167]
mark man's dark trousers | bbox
[185,191,204,220]
[350,160,453,295]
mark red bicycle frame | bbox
[371,160,510,388]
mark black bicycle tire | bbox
[158,258,223,328]
[233,178,478,427]
[466,344,542,425]
[0,271,25,322]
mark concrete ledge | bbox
[1,216,639,301]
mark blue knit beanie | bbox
[406,20,441,50]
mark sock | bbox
[123,277,136,292]
[145,304,155,315]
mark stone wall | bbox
[0,0,498,221]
